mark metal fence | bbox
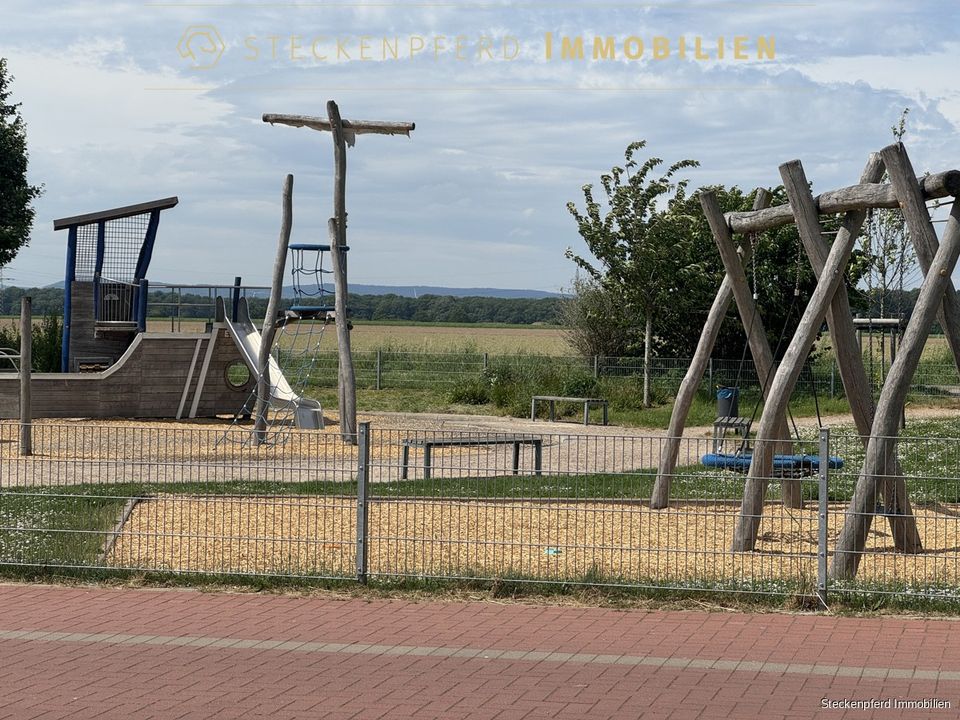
[274,350,960,400]
[3,420,960,606]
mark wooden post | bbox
[328,101,358,443]
[882,143,960,376]
[700,191,794,494]
[261,106,414,444]
[651,189,770,509]
[735,156,921,553]
[255,174,293,444]
[19,296,32,457]
[832,197,960,579]
[735,159,876,550]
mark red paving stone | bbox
[0,583,958,719]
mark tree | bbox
[859,109,915,320]
[565,143,843,405]
[560,275,639,357]
[566,141,700,406]
[0,58,42,268]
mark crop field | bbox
[341,323,570,354]
[137,318,570,354]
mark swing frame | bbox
[651,143,960,580]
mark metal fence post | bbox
[19,296,32,457]
[830,362,836,398]
[356,422,371,583]
[708,357,713,391]
[593,355,599,378]
[817,427,830,608]
[375,350,382,391]
[483,352,488,372]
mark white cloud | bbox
[4,1,959,293]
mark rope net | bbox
[221,245,339,447]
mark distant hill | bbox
[294,284,561,299]
[6,283,564,324]
[44,281,561,299]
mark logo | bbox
[177,25,226,69]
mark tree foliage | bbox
[0,58,43,267]
[858,108,915,319]
[564,141,835,361]
[559,276,638,357]
[565,141,703,355]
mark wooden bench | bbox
[530,395,608,426]
[712,416,752,454]
[400,435,543,480]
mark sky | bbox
[2,1,959,293]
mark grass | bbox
[6,459,960,612]
[5,561,960,614]
[308,382,858,429]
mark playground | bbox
[0,102,959,607]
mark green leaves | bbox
[566,147,823,361]
[0,58,43,268]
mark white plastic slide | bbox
[222,298,323,427]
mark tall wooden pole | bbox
[19,296,32,457]
[255,174,294,444]
[261,105,414,446]
[701,191,796,508]
[882,143,960,376]
[327,100,358,444]
[734,159,879,550]
[733,155,922,553]
[651,188,770,509]
[784,153,922,552]
[832,196,960,579]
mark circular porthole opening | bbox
[225,361,252,390]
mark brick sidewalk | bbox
[0,584,957,719]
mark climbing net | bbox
[221,244,342,447]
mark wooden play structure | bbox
[0,197,272,419]
[652,142,960,580]
[0,100,414,438]
[261,101,415,443]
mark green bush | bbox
[449,374,491,405]
[0,313,62,373]
[447,358,612,417]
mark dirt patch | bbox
[109,497,960,586]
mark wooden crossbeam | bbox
[262,113,415,144]
[725,170,960,235]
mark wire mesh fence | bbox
[826,431,960,600]
[272,349,960,401]
[0,422,358,579]
[1,421,959,606]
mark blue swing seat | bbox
[701,452,844,474]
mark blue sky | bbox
[2,1,959,292]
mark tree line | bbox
[0,286,564,326]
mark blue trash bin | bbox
[716,387,740,418]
